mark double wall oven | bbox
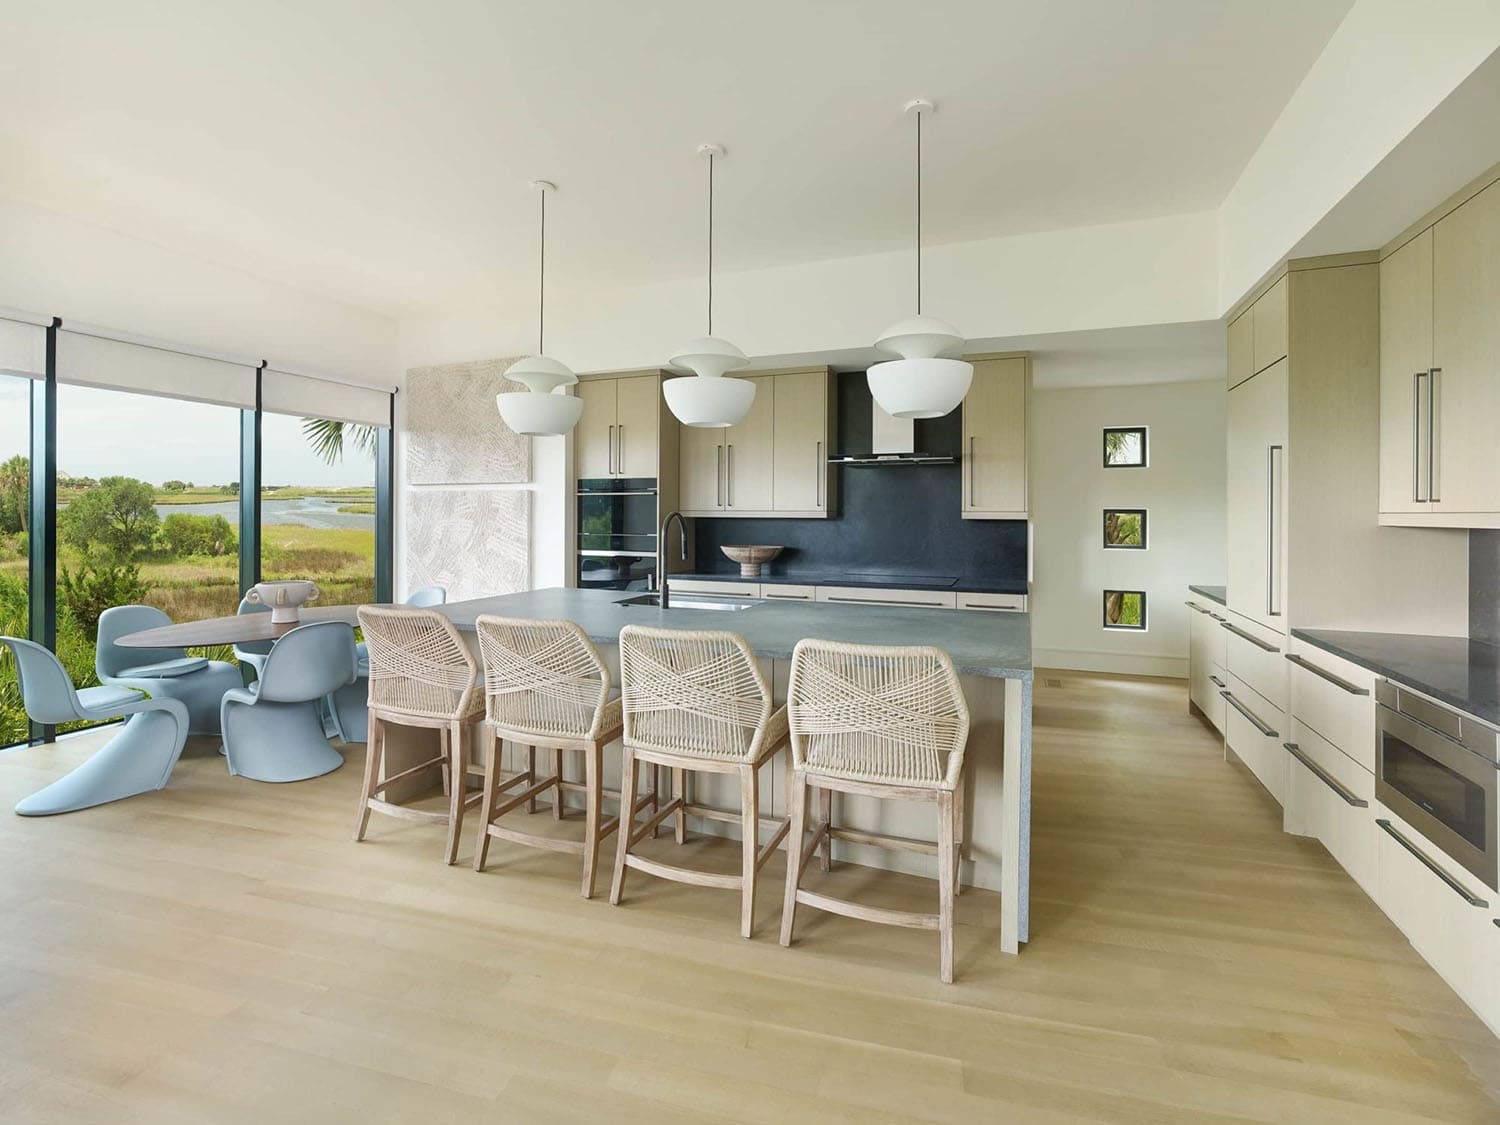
[1375,681,1498,892]
[577,477,658,591]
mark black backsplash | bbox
[1472,530,1500,646]
[691,373,1028,582]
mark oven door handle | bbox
[1376,819,1489,908]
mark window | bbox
[1103,508,1147,549]
[259,412,379,608]
[0,375,29,747]
[1103,590,1147,630]
[1103,426,1147,467]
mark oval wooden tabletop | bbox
[115,604,371,648]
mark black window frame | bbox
[1102,426,1148,468]
[1102,589,1148,631]
[1102,508,1148,550]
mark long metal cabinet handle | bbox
[1219,619,1279,653]
[716,444,724,507]
[1284,653,1369,696]
[607,425,616,475]
[1184,600,1206,614]
[1284,743,1368,807]
[1266,444,1283,617]
[1412,371,1427,502]
[968,436,976,505]
[1220,689,1278,738]
[1209,674,1226,688]
[1428,367,1440,502]
[827,595,937,608]
[617,425,625,475]
[1377,819,1488,907]
[726,444,734,506]
[815,440,823,508]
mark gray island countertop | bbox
[441,586,1033,680]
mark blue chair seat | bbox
[76,684,149,713]
[116,657,210,679]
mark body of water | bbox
[153,496,374,530]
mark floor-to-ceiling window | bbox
[0,374,31,746]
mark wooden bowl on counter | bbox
[720,545,784,578]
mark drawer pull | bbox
[1209,674,1225,688]
[1376,819,1488,907]
[1184,601,1208,614]
[763,592,810,601]
[1219,620,1280,653]
[1283,743,1368,807]
[1220,690,1278,738]
[826,595,937,608]
[1284,653,1369,696]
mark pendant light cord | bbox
[915,107,923,316]
[538,185,546,355]
[707,150,715,336]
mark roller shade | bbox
[57,328,258,408]
[0,313,47,379]
[262,367,391,427]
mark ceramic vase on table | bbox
[246,580,320,624]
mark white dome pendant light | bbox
[496,180,584,437]
[665,143,755,428]
[868,99,973,419]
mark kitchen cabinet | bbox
[1225,357,1287,635]
[1283,719,1375,895]
[723,375,774,511]
[679,422,724,511]
[1285,638,1376,773]
[662,578,1026,611]
[575,374,661,479]
[1223,672,1286,805]
[1251,275,1288,375]
[1185,594,1226,735]
[1378,228,1433,516]
[814,585,958,609]
[772,369,834,515]
[961,355,1029,520]
[1227,310,1254,389]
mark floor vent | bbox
[1044,677,1063,689]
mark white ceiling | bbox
[0,1,1353,318]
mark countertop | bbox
[1188,584,1227,606]
[669,570,1030,596]
[1293,628,1500,727]
[443,587,1033,680]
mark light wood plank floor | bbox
[0,671,1496,1123]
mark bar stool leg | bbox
[552,748,565,820]
[444,720,468,866]
[610,747,638,905]
[937,789,956,984]
[819,787,833,872]
[740,763,759,939]
[780,771,807,947]
[953,773,966,897]
[525,745,538,813]
[582,743,603,899]
[474,727,501,872]
[353,714,385,841]
[672,767,687,844]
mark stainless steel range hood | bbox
[828,393,958,466]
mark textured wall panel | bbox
[406,357,530,484]
[405,489,530,600]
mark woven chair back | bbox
[477,616,611,740]
[357,606,477,722]
[619,625,771,762]
[787,638,970,789]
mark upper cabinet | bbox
[1226,356,1288,634]
[575,373,662,479]
[1228,308,1254,389]
[962,355,1029,520]
[1380,173,1500,528]
[1252,275,1288,375]
[676,368,834,519]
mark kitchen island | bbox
[387,586,1034,953]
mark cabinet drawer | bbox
[759,584,816,602]
[669,579,761,597]
[815,586,958,609]
[1224,674,1286,805]
[1286,639,1376,770]
[1222,613,1286,715]
[956,591,1026,612]
[1285,720,1375,894]
[1207,663,1227,734]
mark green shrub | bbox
[157,513,237,558]
[58,559,148,640]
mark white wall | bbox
[1030,379,1226,678]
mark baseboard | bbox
[1031,648,1187,679]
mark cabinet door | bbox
[725,375,774,511]
[1433,180,1500,515]
[1227,311,1254,389]
[772,370,827,513]
[1188,603,1215,715]
[962,357,1027,518]
[679,423,724,512]
[1225,359,1288,634]
[614,376,659,478]
[575,379,617,479]
[1252,275,1288,375]
[1380,229,1434,514]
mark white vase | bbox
[246,579,320,624]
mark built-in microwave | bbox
[1375,680,1498,891]
[577,477,658,591]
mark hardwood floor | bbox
[0,672,1496,1123]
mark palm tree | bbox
[301,418,377,465]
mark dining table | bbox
[114,604,365,649]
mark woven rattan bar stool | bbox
[472,616,659,898]
[611,625,792,938]
[353,606,485,865]
[779,638,971,982]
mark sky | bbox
[0,376,374,487]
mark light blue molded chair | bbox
[233,596,274,680]
[0,636,189,815]
[95,605,244,736]
[220,622,358,783]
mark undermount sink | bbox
[616,593,755,612]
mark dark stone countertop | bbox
[670,571,1030,596]
[1188,584,1227,606]
[1292,628,1500,727]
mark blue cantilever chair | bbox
[95,605,243,735]
[233,596,274,680]
[220,621,358,783]
[0,636,189,815]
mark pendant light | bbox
[868,99,973,419]
[496,179,584,436]
[665,143,755,428]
